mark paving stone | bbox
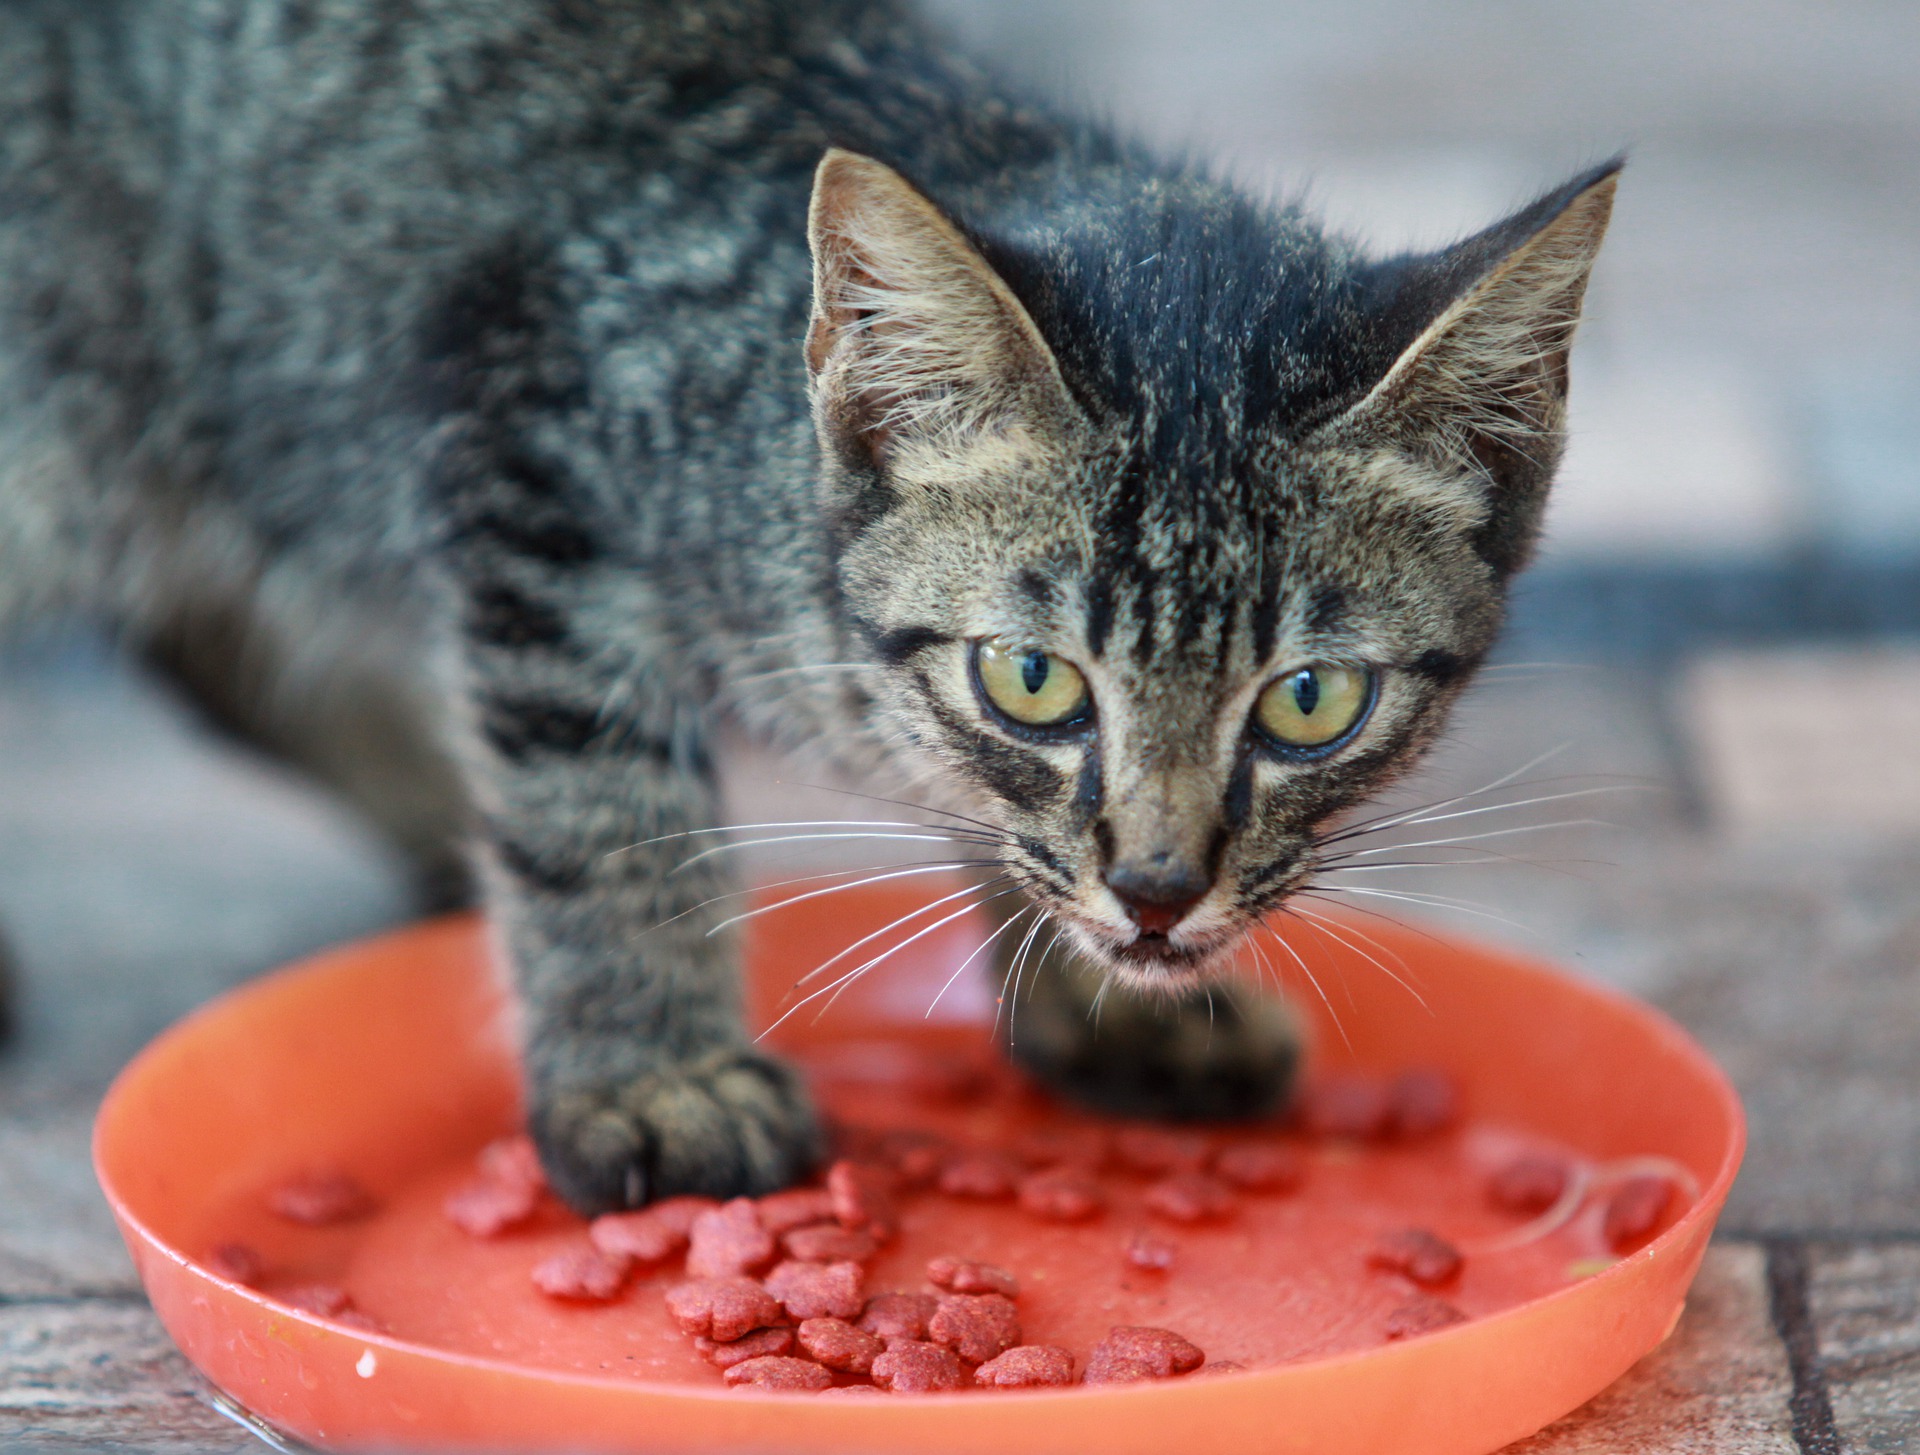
[0,1300,253,1452]
[1809,1242,1920,1453]
[1503,1242,1797,1454]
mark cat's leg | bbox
[994,906,1302,1122]
[437,463,819,1215]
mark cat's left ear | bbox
[1320,161,1621,576]
[804,149,1081,491]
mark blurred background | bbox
[3,4,1919,1443]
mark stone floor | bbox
[3,638,1920,1452]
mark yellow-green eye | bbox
[1255,664,1374,749]
[975,638,1090,728]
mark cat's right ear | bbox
[804,149,1080,494]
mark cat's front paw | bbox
[530,1045,823,1216]
[1004,955,1302,1122]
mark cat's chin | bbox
[1071,924,1241,995]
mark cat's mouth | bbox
[1072,918,1244,990]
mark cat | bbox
[0,0,1615,1214]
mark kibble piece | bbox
[1143,1172,1235,1223]
[1212,1143,1304,1193]
[877,1129,953,1189]
[1385,1295,1469,1340]
[1018,1168,1105,1222]
[1114,1128,1211,1176]
[783,1222,878,1264]
[694,1326,796,1368]
[1368,1228,1464,1287]
[764,1259,867,1321]
[1125,1231,1177,1271]
[723,1355,833,1392]
[269,1171,376,1226]
[797,1317,887,1373]
[205,1242,263,1285]
[926,1256,1019,1297]
[445,1176,540,1237]
[283,1283,351,1317]
[756,1188,836,1236]
[826,1159,899,1241]
[1011,1127,1109,1171]
[1301,1075,1393,1140]
[590,1195,719,1263]
[1487,1155,1571,1216]
[1389,1070,1462,1138]
[818,1384,887,1397]
[928,1292,1021,1364]
[478,1134,547,1193]
[686,1198,776,1279]
[1089,1326,1205,1378]
[871,1337,966,1393]
[974,1344,1076,1388]
[859,1291,939,1341]
[936,1151,1020,1200]
[665,1278,788,1343]
[531,1246,631,1302]
[1603,1175,1674,1251]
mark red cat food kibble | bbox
[928,1292,1021,1363]
[926,1256,1018,1297]
[685,1198,776,1279]
[665,1277,788,1343]
[859,1291,938,1341]
[269,1170,376,1225]
[974,1344,1076,1388]
[283,1283,352,1317]
[936,1150,1021,1200]
[1389,1069,1462,1139]
[694,1326,796,1369]
[1487,1155,1571,1216]
[530,1245,631,1302]
[816,1384,888,1398]
[796,1316,886,1373]
[870,1337,966,1393]
[755,1187,836,1236]
[477,1134,546,1193]
[826,1158,899,1240]
[589,1195,718,1263]
[722,1355,833,1392]
[1368,1227,1464,1287]
[1212,1142,1304,1193]
[1385,1295,1470,1340]
[1084,1325,1205,1382]
[1603,1175,1674,1251]
[782,1222,878,1263]
[1113,1127,1211,1176]
[1017,1167,1105,1222]
[444,1176,540,1238]
[764,1259,866,1321]
[1301,1074,1393,1140]
[205,1242,263,1285]
[1124,1231,1177,1271]
[1143,1171,1235,1223]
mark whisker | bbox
[776,780,1008,837]
[1328,788,1640,845]
[928,905,1034,1019]
[1302,884,1528,932]
[813,884,1026,1023]
[996,909,1051,1042]
[638,857,991,937]
[786,876,1009,994]
[673,830,998,874]
[1320,816,1616,862]
[728,663,878,685]
[1285,904,1430,1013]
[705,860,1000,937]
[1315,746,1576,847]
[1254,919,1350,1048]
[607,818,1004,860]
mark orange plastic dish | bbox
[95,887,1742,1454]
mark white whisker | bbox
[608,817,1004,859]
[1303,884,1528,932]
[786,876,1006,993]
[673,830,995,873]
[1316,746,1576,846]
[1285,904,1430,1013]
[705,860,999,937]
[1254,920,1349,1048]
[929,904,1033,1019]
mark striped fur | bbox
[0,0,1614,1210]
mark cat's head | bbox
[804,148,1617,990]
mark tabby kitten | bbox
[0,0,1615,1213]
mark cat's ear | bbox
[805,149,1079,483]
[1322,161,1621,575]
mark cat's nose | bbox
[1105,861,1210,935]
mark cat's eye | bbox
[973,638,1091,729]
[1254,664,1375,751]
